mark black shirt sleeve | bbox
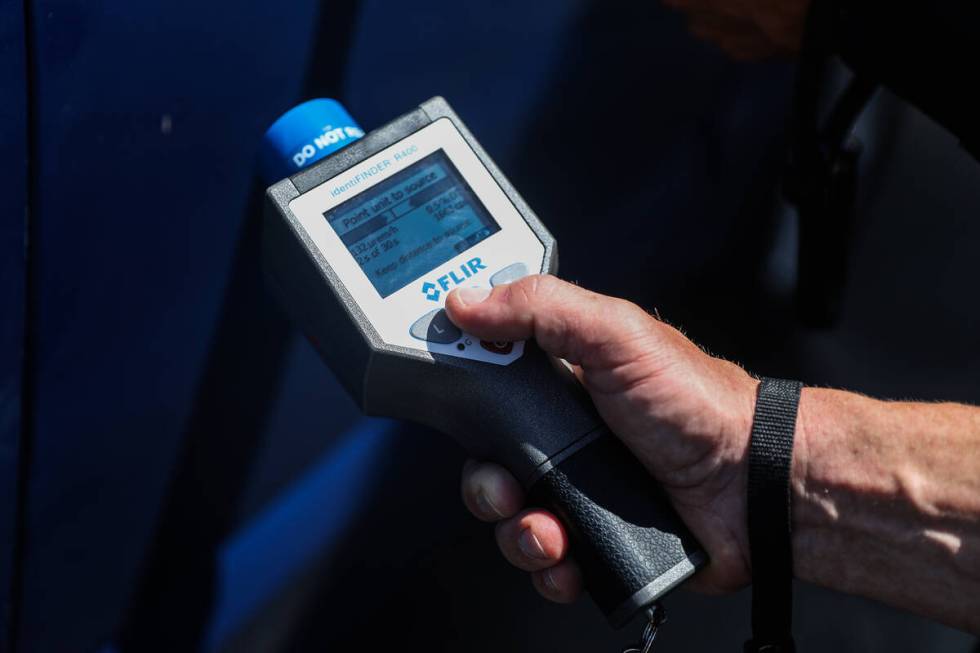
[831,1,980,159]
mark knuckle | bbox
[529,273,560,294]
[508,274,546,310]
[617,301,654,336]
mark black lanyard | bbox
[744,378,804,652]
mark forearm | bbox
[790,387,980,633]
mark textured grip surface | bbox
[528,430,706,628]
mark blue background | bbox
[2,1,979,652]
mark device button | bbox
[480,340,514,355]
[490,262,529,287]
[410,309,462,344]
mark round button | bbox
[480,340,514,355]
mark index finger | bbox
[460,459,525,522]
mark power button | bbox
[480,340,513,355]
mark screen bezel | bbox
[322,148,501,298]
[287,117,545,359]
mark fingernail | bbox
[519,529,547,559]
[475,489,504,519]
[456,287,490,306]
[542,567,559,592]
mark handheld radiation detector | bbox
[263,97,705,627]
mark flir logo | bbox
[421,258,487,302]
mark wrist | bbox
[790,385,831,586]
[790,386,812,567]
[789,387,877,586]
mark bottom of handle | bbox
[607,549,707,627]
[528,431,707,628]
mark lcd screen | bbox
[323,150,500,297]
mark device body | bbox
[263,97,705,627]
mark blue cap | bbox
[260,98,364,184]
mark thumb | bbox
[444,275,655,368]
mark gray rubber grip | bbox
[528,429,706,628]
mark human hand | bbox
[662,0,811,60]
[445,275,760,603]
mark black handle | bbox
[528,428,706,628]
[363,340,707,626]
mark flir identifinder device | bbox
[262,97,706,627]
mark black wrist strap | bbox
[744,377,803,653]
